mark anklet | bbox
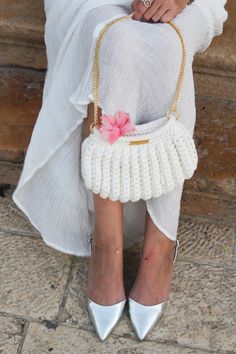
[92,239,122,254]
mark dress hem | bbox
[12,193,92,257]
[146,202,177,242]
[13,187,176,256]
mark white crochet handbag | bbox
[81,13,198,203]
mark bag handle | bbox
[90,12,186,132]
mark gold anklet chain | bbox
[91,239,122,254]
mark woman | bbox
[13,0,228,342]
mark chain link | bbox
[168,21,186,114]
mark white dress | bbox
[12,0,228,256]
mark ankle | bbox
[91,239,123,255]
[144,232,175,250]
[141,249,173,266]
[92,229,123,248]
[141,237,175,263]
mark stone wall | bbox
[0,0,46,69]
[0,0,235,221]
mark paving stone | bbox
[0,229,37,241]
[59,257,92,328]
[22,321,207,354]
[127,217,235,267]
[61,255,236,353]
[0,316,23,354]
[0,232,72,320]
[0,187,39,236]
[177,218,235,266]
[134,258,236,352]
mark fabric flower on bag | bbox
[99,111,136,144]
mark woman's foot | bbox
[128,212,176,305]
[87,231,126,305]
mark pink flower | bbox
[99,111,136,144]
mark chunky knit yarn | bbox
[81,114,198,202]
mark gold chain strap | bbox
[168,21,186,115]
[90,12,186,132]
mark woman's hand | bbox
[131,0,189,23]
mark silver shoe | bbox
[128,239,179,341]
[87,237,126,341]
[87,297,126,341]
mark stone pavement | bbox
[0,162,236,354]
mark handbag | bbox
[81,13,198,203]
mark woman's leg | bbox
[83,103,126,305]
[128,210,176,305]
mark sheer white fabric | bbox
[12,0,228,256]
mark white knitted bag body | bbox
[80,13,198,203]
[81,113,198,202]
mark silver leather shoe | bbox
[87,236,126,341]
[87,297,126,341]
[128,239,179,341]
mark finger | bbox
[160,8,176,22]
[143,1,162,21]
[132,2,147,21]
[131,0,140,11]
[152,5,169,22]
